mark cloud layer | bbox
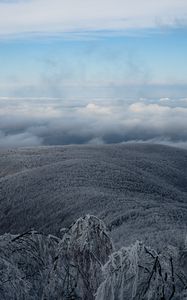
[0,0,187,37]
[0,97,187,148]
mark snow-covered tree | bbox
[0,230,57,300]
[0,216,186,299]
[96,241,187,300]
[43,215,114,300]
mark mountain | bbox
[0,143,187,250]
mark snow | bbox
[0,144,186,252]
[0,216,186,299]
[0,144,187,298]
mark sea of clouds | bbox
[0,96,187,148]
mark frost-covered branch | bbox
[0,215,186,299]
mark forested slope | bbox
[0,143,186,249]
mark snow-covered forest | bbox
[1,144,187,252]
[0,215,186,299]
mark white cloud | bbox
[129,102,171,114]
[0,0,187,37]
[0,97,187,147]
[81,103,112,115]
[0,130,42,148]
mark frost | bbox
[96,241,187,300]
[0,216,186,299]
[43,215,114,300]
[0,230,57,300]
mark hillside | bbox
[0,143,187,249]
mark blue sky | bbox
[0,0,187,147]
[0,29,187,81]
[1,28,187,99]
[0,0,187,98]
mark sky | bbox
[0,0,187,147]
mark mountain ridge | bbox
[0,143,187,249]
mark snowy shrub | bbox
[96,241,187,300]
[0,256,30,300]
[43,215,114,300]
[0,230,58,300]
[0,215,186,299]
